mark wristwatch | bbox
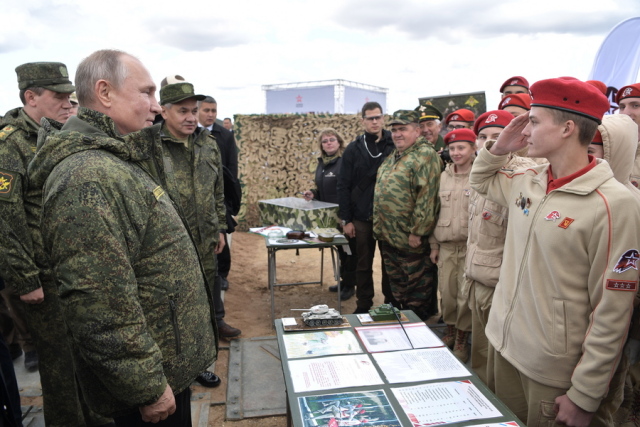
[341,220,351,226]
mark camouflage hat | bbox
[160,74,186,88]
[159,82,206,105]
[388,110,420,126]
[15,62,75,93]
[414,104,443,122]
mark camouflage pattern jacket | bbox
[153,123,226,288]
[373,137,441,253]
[0,107,48,295]
[28,108,217,417]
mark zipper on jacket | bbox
[501,192,550,352]
[169,299,182,354]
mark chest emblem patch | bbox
[558,217,574,229]
[613,249,640,273]
[545,211,560,221]
[482,211,492,220]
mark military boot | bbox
[453,329,471,363]
[441,324,456,349]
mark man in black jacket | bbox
[198,96,241,339]
[337,102,397,313]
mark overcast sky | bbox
[1,0,639,119]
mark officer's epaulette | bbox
[0,125,18,141]
[207,133,217,142]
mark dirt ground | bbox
[201,231,389,426]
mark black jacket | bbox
[208,123,239,232]
[337,130,394,222]
[312,155,342,204]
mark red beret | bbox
[445,128,476,145]
[591,130,603,145]
[498,93,532,111]
[474,110,514,135]
[530,77,609,124]
[500,76,530,93]
[586,80,607,96]
[445,108,475,124]
[616,83,640,104]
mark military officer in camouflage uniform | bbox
[0,62,113,426]
[28,50,217,426]
[416,103,446,152]
[373,110,441,320]
[156,82,226,388]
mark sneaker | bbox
[340,287,355,301]
[24,350,38,371]
[195,371,221,388]
[218,322,242,338]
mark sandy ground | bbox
[199,231,389,426]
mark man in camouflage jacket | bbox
[0,62,111,426]
[28,50,217,425]
[373,110,441,320]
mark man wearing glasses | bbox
[445,109,476,132]
[337,102,396,313]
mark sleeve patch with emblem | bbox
[0,168,16,200]
[606,279,638,291]
[613,249,640,273]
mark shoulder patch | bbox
[613,249,639,273]
[606,279,638,291]
[0,125,17,141]
[153,186,165,201]
[0,168,17,200]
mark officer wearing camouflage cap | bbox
[157,82,228,389]
[373,110,442,320]
[0,62,113,426]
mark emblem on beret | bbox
[623,87,634,97]
[613,249,640,273]
[485,114,498,124]
[451,115,459,121]
[502,97,511,107]
[511,79,519,85]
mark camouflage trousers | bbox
[378,241,436,321]
[8,279,111,426]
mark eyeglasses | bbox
[447,124,468,131]
[321,137,337,143]
[364,115,383,122]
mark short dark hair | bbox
[361,101,383,117]
[19,87,45,105]
[202,96,216,104]
[546,108,599,146]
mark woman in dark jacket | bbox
[302,129,356,300]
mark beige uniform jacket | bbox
[465,152,537,287]
[429,163,470,249]
[470,146,640,413]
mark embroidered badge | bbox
[482,211,492,220]
[152,186,165,201]
[485,114,498,124]
[558,217,574,229]
[613,249,640,273]
[0,169,16,200]
[606,279,638,291]
[545,211,560,221]
[501,97,511,108]
[451,114,459,121]
[515,193,531,215]
[623,87,634,97]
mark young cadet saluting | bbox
[470,77,640,427]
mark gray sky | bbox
[1,0,639,119]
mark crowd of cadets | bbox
[342,75,640,426]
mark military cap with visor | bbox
[15,62,75,93]
[414,103,443,122]
[388,110,421,126]
[160,82,206,105]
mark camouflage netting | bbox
[234,113,389,231]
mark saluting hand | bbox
[490,112,530,156]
